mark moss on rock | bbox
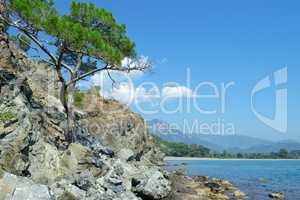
[0,111,16,122]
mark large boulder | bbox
[29,142,106,185]
[0,172,52,200]
[50,179,86,200]
[133,169,171,199]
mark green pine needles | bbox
[9,0,135,65]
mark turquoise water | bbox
[165,160,300,200]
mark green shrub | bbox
[74,90,85,108]
[87,85,101,97]
[0,112,16,122]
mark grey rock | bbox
[28,140,62,184]
[117,148,135,162]
[50,179,86,200]
[119,191,141,200]
[205,182,223,193]
[75,170,95,191]
[99,147,115,158]
[134,170,171,199]
[75,125,114,159]
[0,172,51,200]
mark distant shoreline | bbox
[164,156,300,161]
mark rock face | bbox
[0,41,171,199]
[78,95,164,165]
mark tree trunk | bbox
[67,83,76,143]
[0,1,12,70]
[0,0,7,34]
[56,60,79,144]
[59,82,76,144]
[0,0,6,34]
[60,83,68,113]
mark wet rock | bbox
[209,193,230,200]
[205,182,224,194]
[269,192,285,199]
[233,190,247,199]
[194,176,209,182]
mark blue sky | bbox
[56,0,300,141]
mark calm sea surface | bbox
[165,160,300,200]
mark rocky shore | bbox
[0,36,246,200]
[166,171,247,200]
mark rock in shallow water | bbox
[233,190,247,199]
[269,192,285,199]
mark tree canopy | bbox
[8,0,136,66]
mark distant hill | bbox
[153,135,210,157]
[236,140,300,153]
[147,119,300,153]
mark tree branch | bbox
[5,19,58,65]
[107,70,117,87]
[66,57,151,87]
[1,15,73,73]
[67,65,110,86]
[74,54,83,72]
[16,34,39,52]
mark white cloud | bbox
[91,56,157,104]
[91,70,141,87]
[121,56,148,68]
[100,82,160,104]
[103,83,134,104]
[90,56,195,104]
[162,86,194,98]
[91,56,147,87]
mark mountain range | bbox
[147,119,300,153]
